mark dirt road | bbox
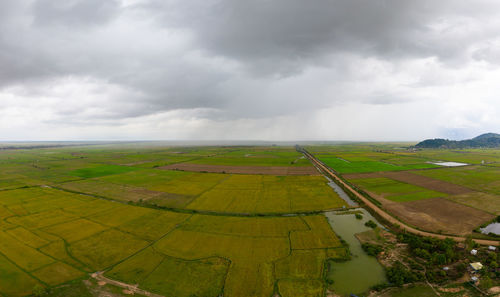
[302,149,500,246]
[91,271,165,297]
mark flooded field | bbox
[325,208,387,296]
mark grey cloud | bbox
[0,0,499,140]
[32,0,121,27]
[141,0,493,75]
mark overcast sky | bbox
[1,0,499,141]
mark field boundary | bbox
[299,146,500,246]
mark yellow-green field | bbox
[56,169,346,213]
[3,143,496,296]
[0,186,346,297]
[0,145,348,297]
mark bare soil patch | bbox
[344,171,472,195]
[158,163,320,175]
[381,171,472,195]
[439,287,463,293]
[382,197,494,235]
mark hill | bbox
[415,133,500,148]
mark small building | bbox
[470,249,478,255]
[489,246,497,251]
[471,276,479,283]
[470,262,483,271]
[443,267,450,271]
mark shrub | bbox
[362,243,383,257]
[365,220,377,228]
[386,261,421,286]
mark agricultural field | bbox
[181,148,312,167]
[0,144,350,297]
[0,185,346,297]
[316,156,437,174]
[413,165,500,196]
[1,142,498,296]
[307,144,500,236]
[57,168,346,213]
[348,177,448,202]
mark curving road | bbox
[301,149,500,246]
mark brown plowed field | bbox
[343,171,472,195]
[306,150,499,245]
[382,197,494,235]
[158,163,320,175]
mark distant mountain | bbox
[415,133,500,149]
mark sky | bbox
[1,0,500,141]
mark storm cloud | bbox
[0,0,499,140]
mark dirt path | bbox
[91,271,165,297]
[302,149,500,246]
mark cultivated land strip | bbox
[158,163,320,175]
[301,148,500,246]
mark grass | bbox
[180,215,309,237]
[58,179,166,203]
[69,164,138,178]
[0,253,40,297]
[31,262,84,286]
[0,231,55,271]
[318,156,437,174]
[414,165,500,195]
[42,219,108,243]
[350,177,448,202]
[446,192,500,215]
[277,279,324,297]
[275,249,327,279]
[185,175,347,213]
[117,211,190,241]
[185,148,311,167]
[137,254,229,297]
[4,178,337,296]
[39,240,88,270]
[151,229,291,297]
[5,227,49,248]
[290,216,342,249]
[69,229,149,270]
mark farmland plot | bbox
[0,145,350,297]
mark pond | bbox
[481,222,500,235]
[430,161,468,167]
[325,208,387,296]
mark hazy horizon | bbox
[1,0,500,141]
